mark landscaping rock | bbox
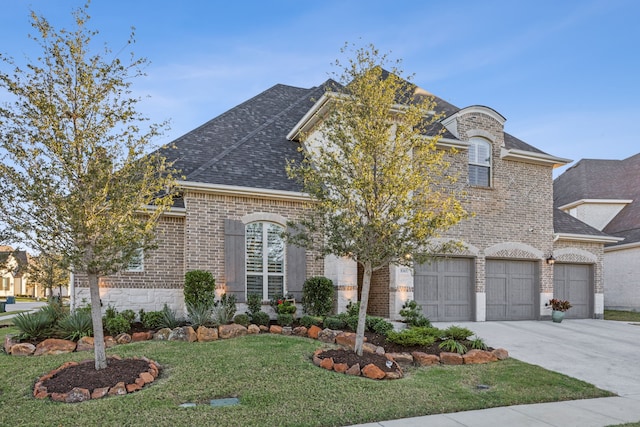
[282,326,293,335]
[335,332,361,349]
[108,382,127,396]
[126,383,142,393]
[10,342,36,356]
[362,363,386,380]
[66,387,90,403]
[183,326,197,342]
[293,326,308,337]
[386,352,413,365]
[4,334,17,354]
[345,363,361,376]
[333,363,348,373]
[34,338,76,356]
[440,352,463,365]
[168,327,189,342]
[91,387,109,399]
[492,348,509,360]
[132,331,153,342]
[50,392,67,402]
[307,325,322,339]
[317,328,338,343]
[196,326,219,342]
[116,333,132,344]
[320,357,334,371]
[153,328,172,341]
[219,323,248,339]
[463,349,498,365]
[104,336,117,348]
[76,336,94,352]
[362,342,384,355]
[385,371,403,380]
[259,325,269,333]
[247,324,261,334]
[412,351,440,366]
[139,372,154,384]
[269,325,283,335]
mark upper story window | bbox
[468,137,492,187]
[246,222,285,300]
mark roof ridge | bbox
[186,84,323,181]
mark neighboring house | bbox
[554,154,640,311]
[0,246,33,298]
[73,75,612,321]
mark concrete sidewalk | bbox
[349,319,640,427]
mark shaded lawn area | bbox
[604,310,640,322]
[0,327,613,427]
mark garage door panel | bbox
[486,260,537,321]
[554,264,592,319]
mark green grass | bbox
[604,310,640,322]
[0,326,613,427]
[0,310,29,318]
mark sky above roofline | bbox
[1,0,637,178]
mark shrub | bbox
[367,316,394,336]
[105,315,131,336]
[276,300,296,314]
[399,300,431,327]
[299,315,323,329]
[323,316,346,330]
[345,315,359,332]
[246,293,262,318]
[251,311,270,327]
[158,304,181,329]
[233,313,250,327]
[470,336,488,350]
[269,293,293,313]
[346,301,360,317]
[386,328,436,347]
[104,304,118,321]
[277,313,294,326]
[57,310,93,341]
[213,293,237,325]
[183,270,216,308]
[141,310,164,329]
[119,309,136,324]
[13,311,55,340]
[301,276,334,316]
[442,325,474,341]
[439,338,468,354]
[186,301,214,328]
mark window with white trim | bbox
[468,137,491,187]
[245,222,285,299]
[2,276,9,290]
[125,248,144,272]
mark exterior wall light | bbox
[546,255,556,265]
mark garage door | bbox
[486,260,537,320]
[414,258,474,322]
[553,264,592,319]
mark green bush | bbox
[439,338,468,354]
[13,311,55,340]
[470,336,487,350]
[105,315,131,336]
[399,300,431,327]
[301,276,334,316]
[186,301,214,328]
[269,293,293,313]
[299,315,323,328]
[158,304,181,329]
[345,315,359,332]
[141,310,164,329]
[184,270,216,308]
[57,310,93,341]
[233,313,250,327]
[442,325,474,341]
[323,316,346,330]
[386,328,436,347]
[213,293,237,325]
[246,293,262,317]
[251,311,270,327]
[368,316,394,336]
[120,309,136,324]
[346,301,360,317]
[104,304,118,320]
[277,313,294,326]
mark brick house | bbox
[554,153,640,311]
[72,77,614,321]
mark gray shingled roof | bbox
[553,209,613,238]
[0,250,29,277]
[554,153,640,246]
[160,77,554,194]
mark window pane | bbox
[267,276,284,299]
[126,248,144,272]
[246,222,263,273]
[267,223,284,273]
[247,275,263,296]
[469,165,490,187]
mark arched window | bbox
[468,137,491,187]
[245,222,285,299]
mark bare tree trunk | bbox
[354,261,372,356]
[88,272,108,370]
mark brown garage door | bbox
[414,258,474,322]
[553,264,592,319]
[486,260,537,320]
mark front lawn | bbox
[604,310,640,322]
[0,326,613,427]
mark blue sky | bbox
[1,0,638,176]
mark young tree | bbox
[0,5,176,369]
[287,44,468,355]
[28,252,70,298]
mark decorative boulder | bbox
[116,333,132,344]
[182,326,197,342]
[345,363,361,376]
[104,336,117,348]
[492,348,509,360]
[66,387,90,403]
[132,332,153,342]
[335,332,361,349]
[10,342,36,356]
[153,328,172,341]
[269,325,283,335]
[386,352,413,365]
[218,323,248,339]
[76,336,95,352]
[307,325,322,339]
[34,338,76,356]
[362,363,386,380]
[319,357,334,371]
[196,326,218,342]
[4,334,18,354]
[247,324,261,334]
[462,349,498,364]
[412,351,440,366]
[440,352,463,365]
[317,328,338,344]
[168,327,188,341]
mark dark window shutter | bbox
[225,219,245,302]
[286,233,306,301]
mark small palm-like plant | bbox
[186,301,214,328]
[439,338,468,355]
[57,310,93,341]
[13,311,55,340]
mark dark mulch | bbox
[42,358,151,393]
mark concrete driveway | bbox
[433,319,640,398]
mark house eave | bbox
[178,180,310,202]
[557,199,634,211]
[501,148,572,168]
[286,93,331,141]
[604,241,640,252]
[436,138,469,151]
[554,233,623,244]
